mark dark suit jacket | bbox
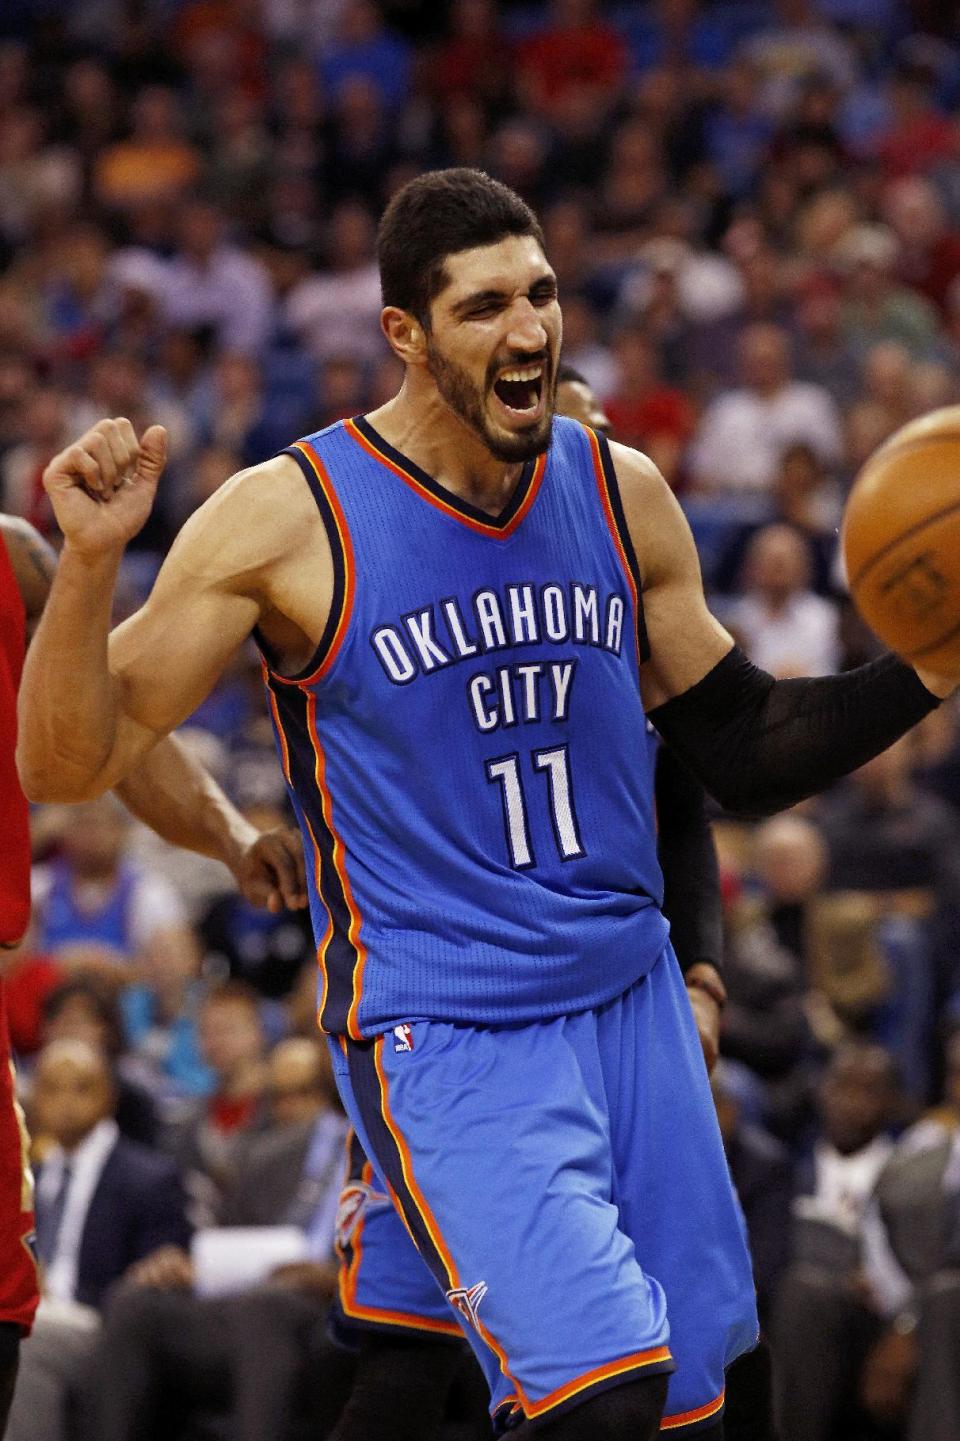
[219,1118,316,1227]
[726,1121,795,1324]
[38,1136,192,1310]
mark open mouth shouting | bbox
[491,361,547,422]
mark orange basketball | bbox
[842,405,960,673]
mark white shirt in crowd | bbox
[284,263,385,365]
[38,1119,120,1304]
[725,591,840,677]
[689,382,843,492]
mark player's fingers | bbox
[96,417,138,481]
[45,442,106,496]
[262,833,306,909]
[81,430,120,494]
[138,424,168,483]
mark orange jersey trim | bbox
[586,425,643,673]
[299,808,332,1023]
[268,440,356,689]
[263,672,292,783]
[373,1038,527,1404]
[344,417,547,540]
[661,1388,725,1430]
[304,693,367,1039]
[525,1346,674,1420]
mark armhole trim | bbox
[586,427,651,665]
[257,443,354,686]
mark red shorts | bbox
[0,992,38,1334]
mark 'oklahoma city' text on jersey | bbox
[261,414,668,1037]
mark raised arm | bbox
[16,418,325,808]
[610,442,949,816]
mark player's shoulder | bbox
[603,440,697,586]
[177,449,323,571]
[605,438,671,505]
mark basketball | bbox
[842,405,960,673]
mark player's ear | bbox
[381,307,428,366]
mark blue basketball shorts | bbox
[328,945,758,1433]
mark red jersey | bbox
[0,531,30,947]
[0,529,40,1332]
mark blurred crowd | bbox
[3,0,960,1438]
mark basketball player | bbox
[0,511,305,1433]
[325,366,779,1441]
[18,170,950,1440]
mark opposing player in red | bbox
[0,512,305,1432]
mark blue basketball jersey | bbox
[261,414,668,1037]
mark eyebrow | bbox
[451,275,557,318]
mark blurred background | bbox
[2,2,960,1439]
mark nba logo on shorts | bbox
[393,1024,415,1053]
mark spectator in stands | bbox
[792,273,862,410]
[688,323,842,493]
[161,196,274,356]
[883,173,960,315]
[772,1042,910,1441]
[39,978,159,1147]
[120,908,213,1114]
[721,815,820,1127]
[88,1037,350,1441]
[834,222,941,358]
[815,737,960,1100]
[725,523,840,677]
[889,1030,960,1441]
[713,442,839,598]
[319,0,412,112]
[284,199,383,367]
[875,62,955,180]
[429,0,511,109]
[93,84,200,211]
[30,795,194,981]
[740,0,856,120]
[603,327,694,488]
[0,388,71,536]
[515,0,627,124]
[165,980,268,1225]
[8,1040,190,1441]
[713,1061,794,1326]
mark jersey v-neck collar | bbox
[345,414,547,538]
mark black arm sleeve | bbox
[648,646,939,819]
[654,745,723,977]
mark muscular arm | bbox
[611,443,943,816]
[17,425,325,803]
[4,506,306,906]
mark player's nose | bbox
[505,298,549,353]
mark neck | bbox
[365,381,531,516]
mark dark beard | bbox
[426,339,554,462]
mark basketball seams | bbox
[846,495,960,590]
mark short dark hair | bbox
[557,363,588,387]
[378,168,545,326]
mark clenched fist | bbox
[43,417,167,557]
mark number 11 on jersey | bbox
[485,746,585,869]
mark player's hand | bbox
[234,826,308,912]
[685,963,725,1075]
[42,417,167,558]
[126,1245,195,1290]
